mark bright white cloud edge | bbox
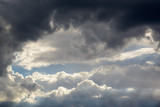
[13,28,160,70]
[1,64,160,105]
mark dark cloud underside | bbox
[0,0,160,75]
[1,91,160,107]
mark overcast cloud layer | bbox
[0,0,160,75]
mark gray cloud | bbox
[1,0,160,75]
[1,64,160,106]
[34,89,160,107]
[0,102,33,107]
[1,1,160,106]
[26,65,160,91]
[1,81,160,107]
[90,65,160,89]
[15,35,159,70]
[0,67,41,103]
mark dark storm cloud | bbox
[0,0,160,75]
[0,102,33,107]
[1,90,160,107]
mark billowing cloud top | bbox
[1,65,160,107]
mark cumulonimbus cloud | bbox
[0,0,160,75]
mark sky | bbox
[0,0,160,107]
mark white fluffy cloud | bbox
[4,60,159,104]
[1,64,160,106]
[25,64,160,91]
[0,66,43,103]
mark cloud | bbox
[1,1,160,106]
[0,66,43,103]
[26,71,89,91]
[34,86,160,107]
[15,35,160,69]
[1,64,160,106]
[1,0,160,75]
[1,80,160,107]
[14,27,108,70]
[24,64,160,106]
[97,47,158,62]
[13,22,159,70]
[24,64,160,91]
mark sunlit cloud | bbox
[1,0,160,107]
[14,28,160,70]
